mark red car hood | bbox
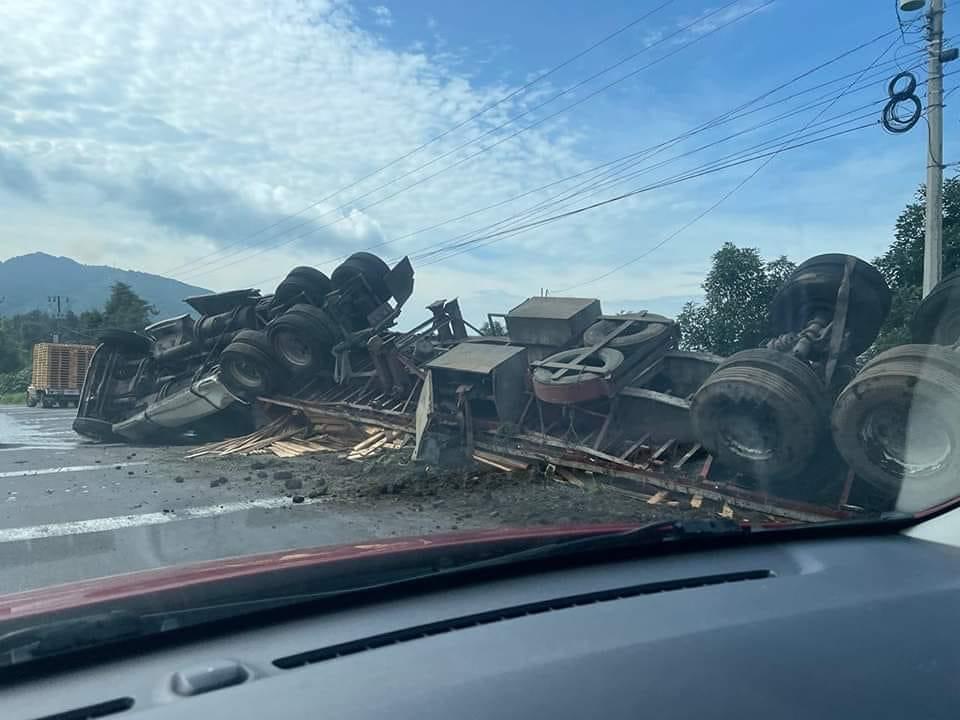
[0,524,637,623]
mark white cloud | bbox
[0,0,933,325]
[370,4,392,27]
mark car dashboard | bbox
[9,532,960,720]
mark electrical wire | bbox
[173,0,771,283]
[246,34,919,290]
[401,69,934,267]
[549,27,913,293]
[156,0,681,277]
[418,115,882,269]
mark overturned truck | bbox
[73,253,414,442]
[73,249,960,519]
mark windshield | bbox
[0,0,957,640]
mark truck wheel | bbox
[25,393,36,408]
[912,269,960,345]
[73,417,116,442]
[39,392,54,409]
[831,344,960,496]
[770,254,891,357]
[267,305,337,376]
[331,252,391,303]
[219,330,286,399]
[691,349,827,481]
[275,267,332,307]
[97,329,152,356]
[582,313,675,350]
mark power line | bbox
[245,28,912,290]
[175,0,768,283]
[155,0,681,278]
[393,58,923,265]
[419,117,882,269]
[551,24,912,293]
[402,68,932,266]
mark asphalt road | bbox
[0,406,452,593]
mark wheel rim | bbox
[718,400,778,461]
[276,331,313,367]
[229,358,266,389]
[860,404,952,478]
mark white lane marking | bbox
[0,462,148,478]
[0,497,323,542]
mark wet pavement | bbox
[0,406,456,593]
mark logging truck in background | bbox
[27,342,96,408]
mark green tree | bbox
[677,243,796,356]
[101,282,156,332]
[872,176,960,353]
[480,319,505,336]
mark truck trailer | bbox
[27,343,96,408]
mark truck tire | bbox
[267,305,338,376]
[275,267,332,307]
[691,349,827,481]
[770,254,891,357]
[532,347,625,404]
[582,313,674,350]
[831,344,960,495]
[219,330,286,399]
[331,252,391,303]
[97,329,152,356]
[73,417,116,442]
[25,392,36,408]
[912,269,960,345]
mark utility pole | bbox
[923,0,946,297]
[48,295,69,343]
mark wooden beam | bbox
[650,438,677,462]
[619,432,651,460]
[672,443,702,470]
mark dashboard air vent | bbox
[33,697,134,720]
[274,569,772,669]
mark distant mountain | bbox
[0,253,212,320]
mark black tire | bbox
[73,417,116,442]
[219,330,286,399]
[331,252,391,303]
[912,269,960,344]
[582,313,674,349]
[275,267,331,307]
[97,329,152,356]
[25,393,36,408]
[691,349,827,481]
[770,254,891,357]
[39,392,53,409]
[832,344,960,498]
[267,305,338,376]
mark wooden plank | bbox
[474,450,528,471]
[352,431,388,452]
[647,490,668,505]
[474,454,514,472]
[690,494,703,509]
[474,436,839,523]
[650,438,677,462]
[698,454,714,480]
[619,432,651,460]
[672,443,702,470]
[719,503,735,519]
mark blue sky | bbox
[0,0,956,321]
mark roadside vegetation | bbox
[0,283,155,399]
[676,177,960,357]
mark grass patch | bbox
[0,392,24,405]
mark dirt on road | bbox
[190,447,759,530]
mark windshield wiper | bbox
[444,518,750,572]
